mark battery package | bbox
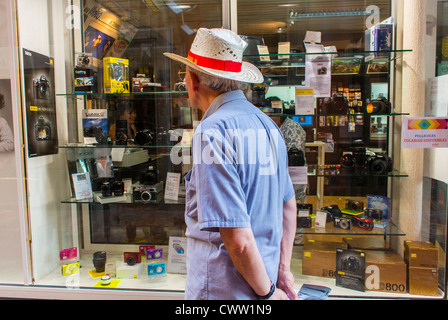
[103,57,130,93]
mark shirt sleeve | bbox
[193,127,251,232]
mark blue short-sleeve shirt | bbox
[184,90,295,300]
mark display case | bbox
[2,0,447,300]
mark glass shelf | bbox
[56,91,188,97]
[57,143,191,149]
[244,49,412,59]
[61,193,185,205]
[265,112,410,117]
[297,220,405,237]
[307,166,407,178]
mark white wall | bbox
[16,0,74,281]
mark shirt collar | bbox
[202,90,246,120]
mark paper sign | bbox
[288,166,308,185]
[295,87,315,114]
[167,237,187,274]
[72,172,93,200]
[402,117,448,148]
[315,211,327,228]
[164,172,181,201]
[257,45,270,61]
[278,42,291,59]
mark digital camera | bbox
[146,248,163,260]
[365,152,393,175]
[297,216,312,228]
[83,126,108,144]
[317,93,349,115]
[351,216,374,231]
[114,120,128,145]
[33,75,50,100]
[340,140,366,169]
[124,252,141,266]
[334,217,351,230]
[341,256,360,273]
[365,97,391,114]
[364,208,383,220]
[345,199,364,212]
[133,182,163,203]
[134,129,155,146]
[288,148,305,166]
[139,167,158,185]
[148,263,165,276]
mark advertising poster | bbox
[402,117,448,148]
[23,49,58,157]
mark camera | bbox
[341,256,360,273]
[297,203,313,215]
[364,208,383,220]
[93,251,107,273]
[134,129,155,146]
[124,252,141,266]
[288,148,305,166]
[146,248,163,260]
[340,139,366,169]
[33,75,50,100]
[297,216,312,228]
[115,120,128,145]
[345,199,364,212]
[133,181,163,203]
[365,97,391,114]
[140,166,158,185]
[365,152,393,175]
[35,116,52,141]
[317,93,349,115]
[334,217,351,230]
[321,204,342,220]
[148,263,166,276]
[351,216,374,231]
[84,126,108,144]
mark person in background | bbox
[164,27,298,300]
[108,101,137,143]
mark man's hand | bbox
[277,268,298,300]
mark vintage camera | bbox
[93,251,107,273]
[340,139,366,169]
[139,166,158,185]
[345,199,364,212]
[351,216,374,231]
[334,217,351,230]
[148,263,165,276]
[124,252,141,266]
[35,116,52,141]
[317,93,349,115]
[133,182,163,203]
[364,208,383,220]
[297,216,312,228]
[33,75,50,100]
[341,256,361,273]
[146,248,163,260]
[365,152,393,175]
[365,97,391,114]
[134,129,155,146]
[84,126,108,144]
[288,148,305,166]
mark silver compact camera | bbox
[133,182,163,203]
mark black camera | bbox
[33,75,50,100]
[365,152,393,175]
[140,166,158,185]
[93,251,106,273]
[297,216,312,228]
[288,148,305,166]
[317,93,349,115]
[134,129,155,146]
[115,120,128,145]
[297,203,313,215]
[35,116,51,141]
[364,208,383,220]
[84,126,108,144]
[345,199,364,212]
[340,139,366,169]
[341,256,360,273]
[321,204,342,220]
[365,97,391,114]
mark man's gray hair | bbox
[187,66,243,92]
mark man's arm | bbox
[277,195,299,299]
[219,227,288,300]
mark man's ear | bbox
[188,70,200,90]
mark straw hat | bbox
[164,28,264,84]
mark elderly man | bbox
[164,28,298,300]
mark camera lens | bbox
[93,251,107,272]
[101,182,112,197]
[141,191,152,202]
[340,154,355,168]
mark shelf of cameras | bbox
[295,200,406,237]
[60,246,172,282]
[243,49,412,69]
